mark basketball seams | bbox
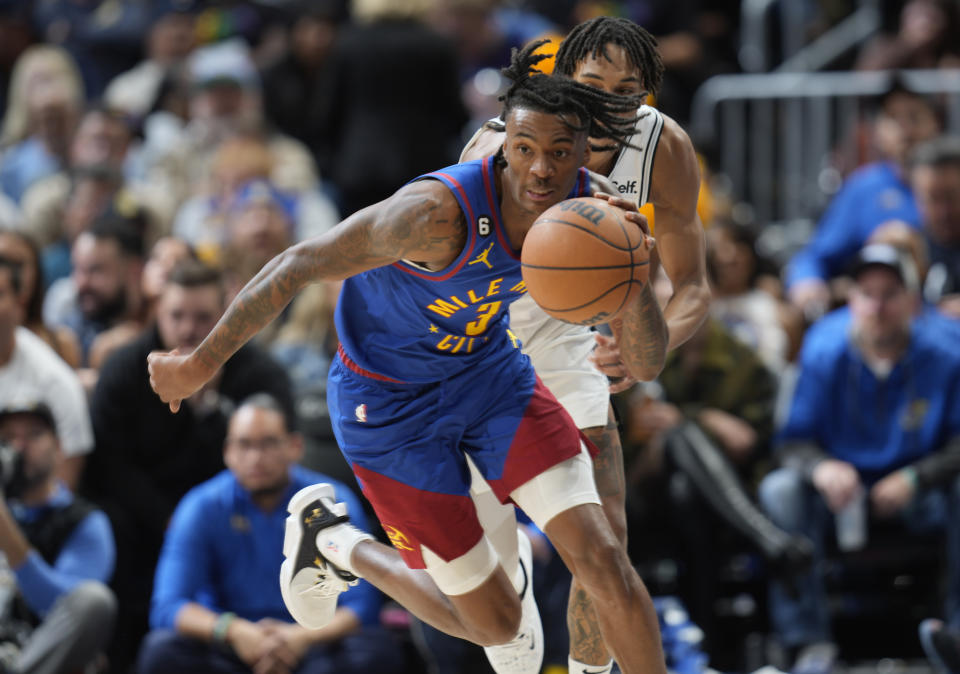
[522,196,651,325]
[521,261,649,271]
[528,218,645,252]
[532,280,640,314]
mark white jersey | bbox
[511,105,665,429]
[0,327,93,456]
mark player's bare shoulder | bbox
[648,113,700,218]
[378,178,468,271]
[460,120,506,163]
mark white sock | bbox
[314,520,373,577]
[568,656,613,674]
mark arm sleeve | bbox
[149,492,213,630]
[14,511,115,616]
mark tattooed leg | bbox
[568,404,627,666]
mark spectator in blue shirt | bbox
[0,401,116,674]
[911,137,960,320]
[786,83,942,320]
[137,393,403,674]
[760,243,960,664]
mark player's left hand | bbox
[593,192,654,248]
[146,350,214,413]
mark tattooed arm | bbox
[147,181,466,411]
[612,282,668,381]
[588,193,667,382]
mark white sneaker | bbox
[280,484,360,629]
[483,530,544,674]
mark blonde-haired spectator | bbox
[0,45,84,202]
[173,135,338,266]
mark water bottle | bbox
[835,487,867,551]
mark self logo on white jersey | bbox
[613,179,638,195]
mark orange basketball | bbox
[521,197,649,326]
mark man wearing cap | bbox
[758,242,960,668]
[0,401,116,674]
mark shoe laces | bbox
[297,568,349,599]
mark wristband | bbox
[212,611,236,644]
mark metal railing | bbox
[739,0,879,73]
[689,69,960,226]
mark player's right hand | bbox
[146,349,211,413]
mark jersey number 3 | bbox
[465,301,501,335]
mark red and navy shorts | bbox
[328,346,585,569]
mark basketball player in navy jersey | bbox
[458,19,705,674]
[464,19,808,674]
[147,44,669,674]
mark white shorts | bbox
[511,294,610,429]
[427,446,600,596]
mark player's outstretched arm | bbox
[591,193,667,382]
[650,115,710,350]
[147,181,466,411]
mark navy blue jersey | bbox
[334,157,589,383]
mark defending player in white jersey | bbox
[460,17,708,674]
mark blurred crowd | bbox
[0,1,957,674]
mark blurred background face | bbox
[155,282,222,352]
[230,203,291,264]
[0,233,36,310]
[912,163,960,245]
[900,0,948,48]
[63,177,119,242]
[71,233,128,321]
[0,413,59,491]
[874,92,941,164]
[142,238,193,303]
[149,13,196,64]
[70,111,131,168]
[849,267,913,344]
[291,15,336,67]
[224,405,300,496]
[24,63,78,142]
[706,227,756,295]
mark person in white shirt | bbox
[0,255,92,488]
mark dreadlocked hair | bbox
[554,16,664,99]
[498,39,642,160]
